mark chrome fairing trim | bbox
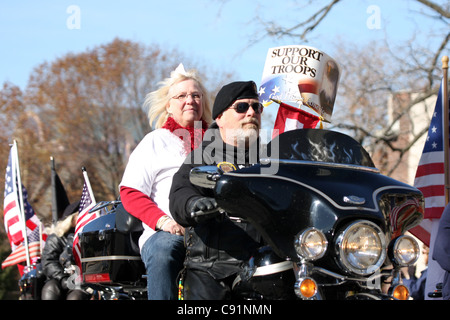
[81,255,141,262]
[260,158,380,173]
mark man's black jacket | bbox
[169,122,261,279]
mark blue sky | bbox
[0,0,444,90]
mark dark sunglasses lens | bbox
[236,103,250,113]
[235,102,262,114]
[252,103,263,113]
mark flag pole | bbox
[82,166,96,204]
[39,220,43,255]
[13,140,31,267]
[443,56,449,205]
[50,156,58,225]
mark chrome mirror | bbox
[189,166,222,189]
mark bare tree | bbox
[251,0,448,43]
[328,39,445,177]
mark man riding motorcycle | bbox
[169,80,263,300]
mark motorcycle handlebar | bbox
[190,207,224,219]
[89,200,121,214]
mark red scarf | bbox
[162,117,208,153]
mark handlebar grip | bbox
[190,207,224,219]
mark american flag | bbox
[259,75,300,108]
[2,142,43,269]
[411,79,448,246]
[272,102,321,139]
[72,169,97,271]
[3,143,41,244]
[2,227,42,269]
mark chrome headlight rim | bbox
[335,220,387,276]
[388,235,420,267]
[294,227,328,261]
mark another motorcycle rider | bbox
[41,201,90,300]
[169,80,263,299]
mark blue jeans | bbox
[141,231,185,300]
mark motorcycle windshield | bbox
[266,128,375,168]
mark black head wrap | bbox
[212,81,259,119]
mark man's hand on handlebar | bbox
[187,197,222,223]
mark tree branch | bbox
[416,0,450,19]
[280,0,342,39]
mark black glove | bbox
[187,197,220,223]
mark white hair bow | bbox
[171,63,189,78]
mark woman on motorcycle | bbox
[119,64,211,300]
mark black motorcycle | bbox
[189,129,424,300]
[78,128,424,300]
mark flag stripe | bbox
[414,173,445,188]
[414,162,445,178]
[26,218,38,230]
[409,225,431,248]
[3,199,16,213]
[5,213,20,227]
[418,185,446,197]
[428,194,447,205]
[423,206,447,216]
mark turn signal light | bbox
[392,285,409,300]
[299,278,317,298]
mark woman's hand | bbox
[162,219,185,236]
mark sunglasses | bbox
[229,102,263,114]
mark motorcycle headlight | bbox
[335,220,386,275]
[388,235,420,267]
[294,228,328,261]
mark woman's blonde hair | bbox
[145,64,212,129]
[44,212,77,237]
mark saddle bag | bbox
[79,207,145,285]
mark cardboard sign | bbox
[259,45,341,122]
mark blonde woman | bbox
[41,202,90,300]
[119,64,211,299]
